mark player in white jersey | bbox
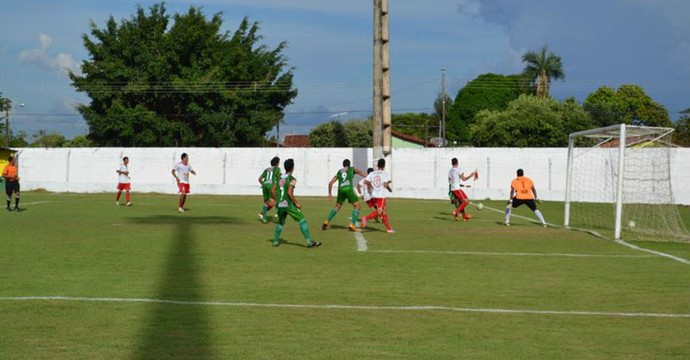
[115,156,132,206]
[360,159,394,233]
[171,153,196,213]
[448,157,478,221]
[356,167,375,208]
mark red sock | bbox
[179,199,184,208]
[456,201,468,215]
[266,204,273,211]
[365,211,379,221]
[382,214,392,231]
[126,193,130,202]
[116,191,122,201]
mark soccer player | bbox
[356,167,376,210]
[2,156,20,211]
[504,168,547,227]
[360,158,394,233]
[258,156,281,223]
[322,159,368,232]
[448,158,478,221]
[171,153,196,213]
[273,158,321,248]
[115,156,132,206]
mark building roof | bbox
[282,135,311,147]
[390,129,430,147]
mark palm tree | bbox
[521,46,564,98]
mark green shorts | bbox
[262,184,274,202]
[277,207,306,225]
[337,188,359,205]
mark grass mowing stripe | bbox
[369,249,656,258]
[2,296,689,319]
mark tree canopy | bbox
[470,95,592,147]
[70,3,296,147]
[673,108,690,146]
[521,46,564,98]
[308,119,373,148]
[447,73,524,144]
[583,85,672,128]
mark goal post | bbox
[564,124,688,241]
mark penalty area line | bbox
[354,231,368,252]
[369,250,655,258]
[1,296,688,319]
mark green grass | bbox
[1,192,689,359]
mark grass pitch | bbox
[1,192,689,359]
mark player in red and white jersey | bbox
[448,157,478,221]
[171,152,196,213]
[360,159,394,233]
[356,167,375,209]
[115,156,132,206]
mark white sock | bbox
[504,208,511,223]
[535,209,546,225]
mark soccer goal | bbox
[564,124,689,241]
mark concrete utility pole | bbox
[441,66,446,146]
[373,0,391,159]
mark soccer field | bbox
[1,192,689,359]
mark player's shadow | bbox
[128,216,235,359]
[265,239,311,248]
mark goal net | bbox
[564,124,689,242]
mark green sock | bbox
[262,204,268,219]
[327,208,338,222]
[274,224,283,244]
[299,220,312,244]
[351,209,360,225]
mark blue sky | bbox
[1,0,688,140]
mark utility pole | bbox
[441,66,447,146]
[373,0,391,159]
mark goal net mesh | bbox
[566,125,689,242]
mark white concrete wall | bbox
[13,147,690,204]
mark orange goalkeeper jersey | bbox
[511,176,534,200]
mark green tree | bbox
[8,130,29,148]
[521,46,565,98]
[391,113,434,142]
[70,3,296,147]
[470,95,592,147]
[309,121,346,147]
[447,74,524,145]
[673,108,690,146]
[0,93,11,143]
[65,135,94,147]
[30,130,67,148]
[583,84,672,127]
[343,119,372,147]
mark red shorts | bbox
[117,183,131,191]
[451,189,468,200]
[178,183,191,194]
[371,198,386,209]
[366,199,376,208]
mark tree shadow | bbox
[128,215,231,359]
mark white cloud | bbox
[18,33,80,78]
[456,0,481,17]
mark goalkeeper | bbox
[504,169,547,227]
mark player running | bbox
[448,158,478,221]
[356,167,376,211]
[258,156,281,223]
[115,156,132,206]
[504,168,547,227]
[172,153,196,213]
[360,158,394,233]
[321,159,367,232]
[273,159,321,248]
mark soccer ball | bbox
[628,220,636,229]
[476,203,484,210]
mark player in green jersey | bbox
[321,159,368,232]
[273,159,321,248]
[257,156,281,223]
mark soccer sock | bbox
[125,192,130,202]
[179,197,185,208]
[116,191,122,201]
[262,204,268,219]
[327,208,338,222]
[535,209,546,225]
[504,208,511,223]
[274,224,283,243]
[15,197,19,208]
[365,211,379,221]
[299,220,312,243]
[6,199,10,208]
[457,201,468,214]
[382,214,392,231]
[266,203,273,211]
[351,209,360,225]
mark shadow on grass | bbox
[129,216,223,359]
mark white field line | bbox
[1,296,688,319]
[18,201,52,206]
[369,250,654,258]
[481,204,690,265]
[354,231,368,251]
